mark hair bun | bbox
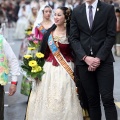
[66,8,72,16]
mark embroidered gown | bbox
[26,35,83,120]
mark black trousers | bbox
[0,85,4,120]
[76,62,117,120]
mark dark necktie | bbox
[88,5,93,29]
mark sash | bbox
[48,33,90,119]
[48,34,74,81]
[37,24,46,34]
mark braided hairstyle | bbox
[57,6,72,37]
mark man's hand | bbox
[84,56,101,71]
[8,84,17,96]
[84,56,100,66]
[84,56,95,66]
[91,57,100,67]
[88,57,101,71]
[88,65,97,71]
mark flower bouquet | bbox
[21,35,45,90]
[21,52,45,80]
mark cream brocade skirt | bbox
[26,61,83,120]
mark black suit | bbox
[69,1,117,120]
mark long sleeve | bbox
[69,9,86,61]
[96,6,116,61]
[3,38,20,82]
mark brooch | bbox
[97,8,99,11]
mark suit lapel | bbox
[91,0,102,32]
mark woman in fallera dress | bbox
[20,5,54,97]
[26,6,83,120]
[19,5,53,60]
[32,5,53,40]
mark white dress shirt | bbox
[2,36,20,82]
[85,0,98,27]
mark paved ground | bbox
[3,28,120,120]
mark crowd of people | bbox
[0,0,80,26]
[0,0,120,120]
[0,0,120,39]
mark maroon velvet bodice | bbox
[45,42,73,66]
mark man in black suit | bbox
[69,0,118,120]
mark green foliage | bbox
[21,35,45,81]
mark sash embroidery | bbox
[37,24,46,34]
[48,34,74,81]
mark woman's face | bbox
[54,9,65,26]
[32,8,37,15]
[43,7,52,19]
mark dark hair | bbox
[42,5,52,13]
[40,24,56,54]
[0,9,5,27]
[57,6,72,37]
[116,8,120,13]
[22,5,26,10]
